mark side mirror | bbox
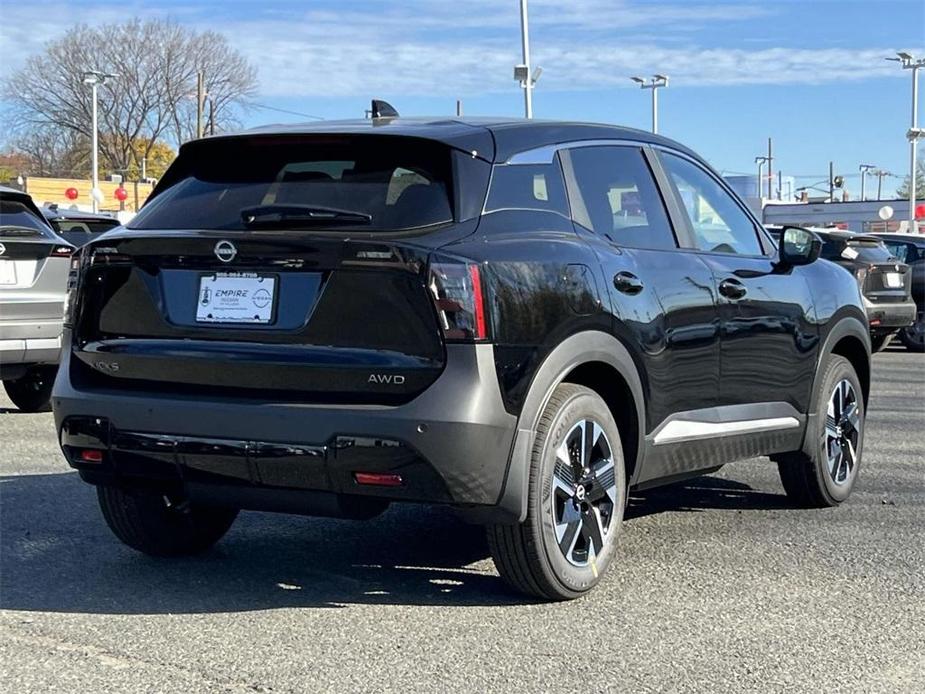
[778,226,821,267]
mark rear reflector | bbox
[79,449,104,463]
[354,472,403,487]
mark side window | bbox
[564,146,676,250]
[484,158,569,217]
[883,241,908,263]
[660,153,764,256]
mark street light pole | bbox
[82,70,117,214]
[888,52,925,232]
[514,0,542,119]
[755,156,769,199]
[519,0,532,119]
[631,75,669,134]
[859,164,876,201]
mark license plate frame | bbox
[0,260,16,286]
[195,272,278,325]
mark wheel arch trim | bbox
[494,330,646,523]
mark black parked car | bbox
[54,113,872,600]
[869,232,925,351]
[41,205,121,247]
[804,229,914,352]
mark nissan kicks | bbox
[54,109,871,600]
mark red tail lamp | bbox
[354,472,403,487]
[79,449,104,463]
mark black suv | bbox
[54,115,871,600]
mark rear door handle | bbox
[613,272,644,295]
[719,278,747,300]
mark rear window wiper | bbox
[240,204,372,227]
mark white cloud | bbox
[0,0,911,100]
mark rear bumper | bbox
[53,342,520,520]
[0,317,62,365]
[862,297,916,329]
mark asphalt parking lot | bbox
[1,347,923,693]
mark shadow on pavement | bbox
[1,470,789,614]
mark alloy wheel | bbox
[825,379,861,486]
[551,419,618,567]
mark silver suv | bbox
[0,186,74,411]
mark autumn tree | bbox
[3,18,257,179]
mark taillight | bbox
[63,250,83,327]
[428,258,489,341]
[855,266,868,287]
[51,245,74,258]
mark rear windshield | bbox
[820,236,895,264]
[129,137,454,232]
[51,219,120,235]
[0,199,52,237]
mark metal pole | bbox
[652,87,658,134]
[910,65,919,232]
[877,171,884,200]
[756,160,764,199]
[860,168,867,201]
[90,80,99,214]
[767,138,773,199]
[456,99,463,117]
[196,71,205,139]
[778,170,783,201]
[829,161,834,202]
[519,0,532,119]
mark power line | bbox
[247,102,325,121]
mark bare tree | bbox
[3,19,257,178]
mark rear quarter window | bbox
[484,158,569,217]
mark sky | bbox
[0,0,923,198]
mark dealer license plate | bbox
[196,273,276,324]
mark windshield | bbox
[129,136,454,232]
[0,199,53,236]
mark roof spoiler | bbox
[370,99,399,119]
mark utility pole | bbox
[778,170,783,200]
[859,164,876,201]
[456,99,463,117]
[767,138,773,199]
[875,170,890,200]
[196,70,205,139]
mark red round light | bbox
[65,187,79,200]
[915,204,925,220]
[114,186,128,202]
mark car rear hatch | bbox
[0,192,73,326]
[840,237,913,303]
[68,132,493,405]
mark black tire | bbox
[898,312,925,352]
[97,485,238,556]
[3,366,56,412]
[869,333,892,353]
[775,355,865,508]
[487,383,626,601]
